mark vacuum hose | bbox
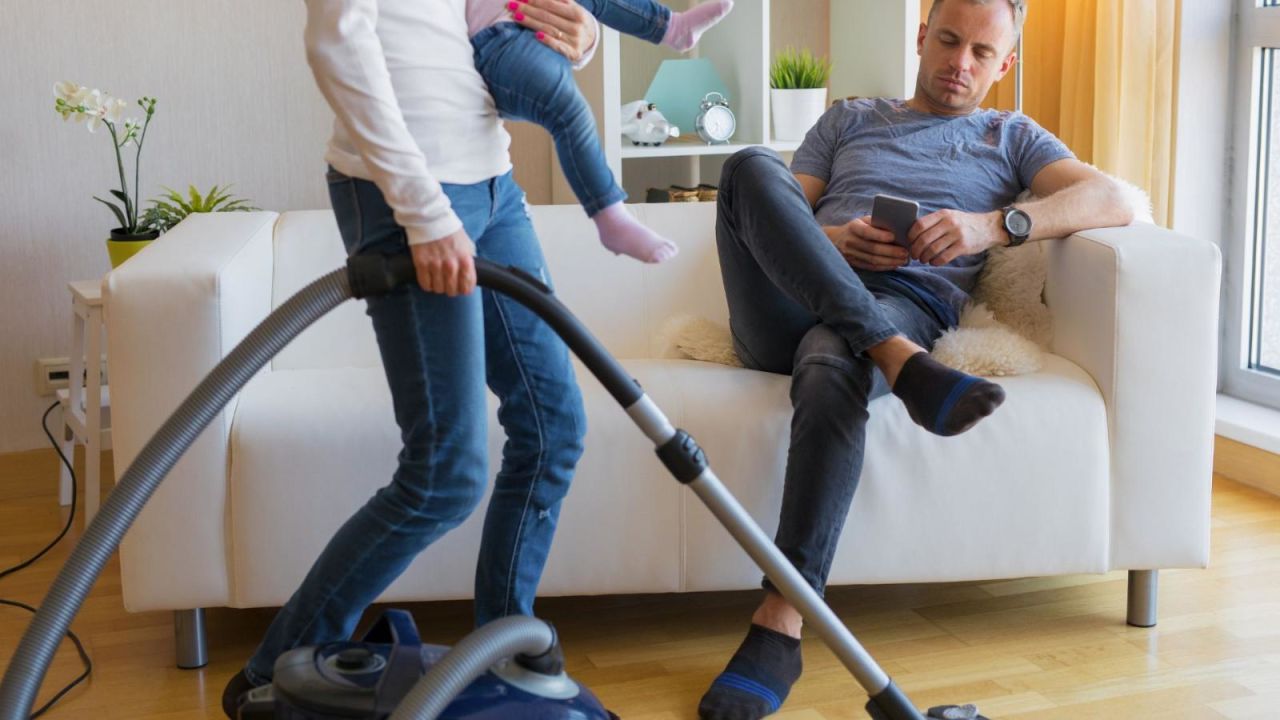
[0,254,633,720]
[387,615,555,720]
[0,268,353,719]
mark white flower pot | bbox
[771,88,828,142]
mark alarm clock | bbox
[695,92,736,145]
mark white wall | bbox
[829,0,920,100]
[1168,2,1234,393]
[1171,1,1234,248]
[0,2,339,452]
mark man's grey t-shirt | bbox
[790,97,1074,325]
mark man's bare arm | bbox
[1017,158,1136,242]
[907,157,1138,265]
[795,173,826,210]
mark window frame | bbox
[1225,0,1280,409]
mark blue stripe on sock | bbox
[934,375,980,435]
[712,671,782,712]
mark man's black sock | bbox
[892,352,1006,436]
[698,624,802,720]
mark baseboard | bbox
[1215,435,1280,497]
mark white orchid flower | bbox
[54,82,95,123]
[105,98,127,123]
[53,81,79,101]
[86,89,103,110]
[86,106,108,133]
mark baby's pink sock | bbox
[662,0,735,52]
[594,203,679,263]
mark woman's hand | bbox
[512,0,598,64]
[411,229,477,296]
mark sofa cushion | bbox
[227,351,1108,607]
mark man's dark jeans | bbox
[716,147,949,594]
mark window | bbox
[1228,2,1280,408]
[1252,50,1279,375]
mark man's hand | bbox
[907,209,1004,266]
[825,217,910,271]
[513,0,597,64]
[411,229,477,297]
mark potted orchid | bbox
[53,81,159,267]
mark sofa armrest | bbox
[1044,223,1221,569]
[105,211,279,611]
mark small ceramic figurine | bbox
[620,100,681,146]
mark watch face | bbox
[1006,209,1031,236]
[702,106,735,141]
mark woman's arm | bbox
[304,0,475,295]
[303,0,461,245]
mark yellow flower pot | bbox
[107,229,159,268]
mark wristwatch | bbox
[1001,205,1032,247]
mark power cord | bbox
[0,402,94,718]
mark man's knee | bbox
[791,325,876,403]
[719,146,787,193]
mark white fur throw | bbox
[661,171,1154,377]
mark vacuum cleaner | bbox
[0,253,988,720]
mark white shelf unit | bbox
[596,0,808,200]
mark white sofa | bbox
[105,203,1221,665]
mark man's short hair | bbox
[926,0,1027,48]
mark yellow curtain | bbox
[1055,0,1096,161]
[1092,0,1180,226]
[951,0,1180,225]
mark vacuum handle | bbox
[360,608,422,648]
[346,254,643,408]
[362,610,427,715]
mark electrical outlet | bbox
[34,357,108,397]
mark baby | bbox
[467,0,734,263]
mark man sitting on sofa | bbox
[697,0,1134,718]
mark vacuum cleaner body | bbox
[238,610,612,720]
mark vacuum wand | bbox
[351,254,927,720]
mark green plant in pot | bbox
[54,81,159,268]
[769,48,832,142]
[142,185,258,234]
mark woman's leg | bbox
[471,172,588,624]
[242,171,493,685]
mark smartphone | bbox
[870,194,920,249]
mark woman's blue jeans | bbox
[246,169,586,683]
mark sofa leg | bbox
[175,608,209,669]
[1126,570,1158,628]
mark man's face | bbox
[914,1,1018,115]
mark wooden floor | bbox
[2,447,1280,719]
